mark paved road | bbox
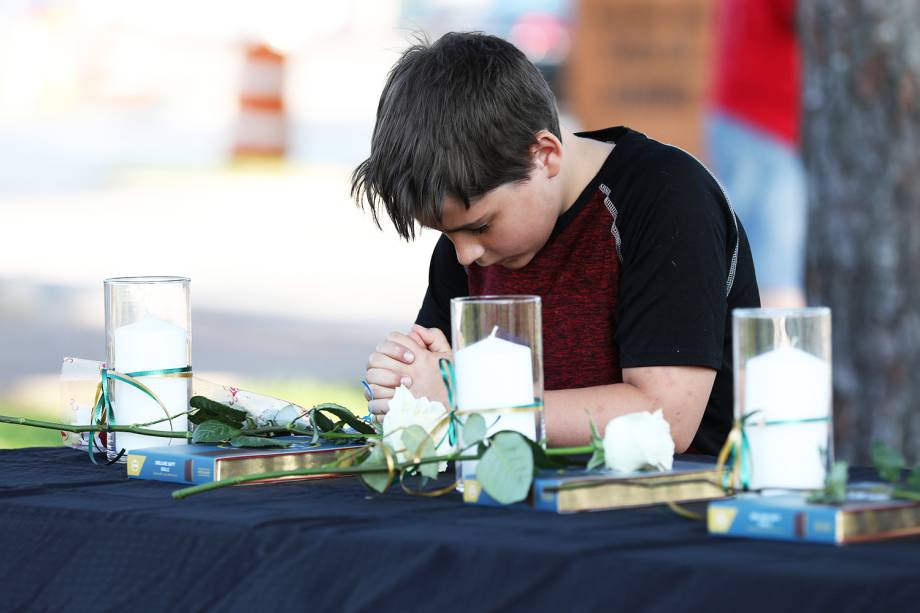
[0,164,438,395]
[0,280,412,393]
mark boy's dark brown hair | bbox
[351,32,560,240]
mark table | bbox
[2,447,919,612]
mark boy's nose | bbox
[454,237,485,266]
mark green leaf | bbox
[586,447,606,471]
[892,488,920,501]
[588,414,603,447]
[188,409,210,425]
[310,409,336,433]
[907,466,920,492]
[477,432,535,505]
[462,413,487,447]
[584,411,605,471]
[807,461,849,505]
[826,461,849,503]
[192,419,242,444]
[228,435,291,448]
[358,444,393,493]
[190,396,247,426]
[871,441,905,483]
[522,437,570,469]
[189,407,241,428]
[402,425,438,480]
[313,403,376,435]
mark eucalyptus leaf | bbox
[419,463,438,480]
[462,413,487,447]
[402,425,438,480]
[228,435,291,448]
[871,441,905,483]
[358,444,392,493]
[192,420,242,444]
[477,432,534,505]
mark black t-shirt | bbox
[416,127,760,454]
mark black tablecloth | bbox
[2,447,919,613]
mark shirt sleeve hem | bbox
[619,353,722,370]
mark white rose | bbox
[603,409,675,472]
[383,385,453,472]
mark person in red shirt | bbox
[707,0,806,308]
[352,33,759,454]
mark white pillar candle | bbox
[112,317,190,451]
[455,326,536,441]
[743,345,832,489]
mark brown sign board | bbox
[565,0,714,156]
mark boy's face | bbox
[434,168,561,270]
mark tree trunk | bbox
[799,1,920,464]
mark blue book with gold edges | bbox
[707,485,920,545]
[126,437,367,485]
[464,461,727,513]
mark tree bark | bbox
[799,1,920,463]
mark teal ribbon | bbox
[89,366,193,464]
[438,358,462,446]
[438,358,542,448]
[720,410,831,490]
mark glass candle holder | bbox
[450,295,544,488]
[104,276,191,456]
[733,307,832,490]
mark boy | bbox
[351,32,759,455]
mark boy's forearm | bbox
[543,384,654,448]
[544,384,696,452]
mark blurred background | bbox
[2,0,918,463]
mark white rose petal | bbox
[603,409,675,473]
[383,386,453,472]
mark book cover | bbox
[707,485,920,545]
[126,437,367,485]
[464,461,727,513]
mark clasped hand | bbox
[364,324,451,421]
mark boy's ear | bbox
[531,130,563,179]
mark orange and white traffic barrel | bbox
[232,42,287,159]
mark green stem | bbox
[172,452,483,500]
[236,425,378,440]
[892,488,920,501]
[0,413,377,445]
[0,415,190,439]
[545,445,594,456]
